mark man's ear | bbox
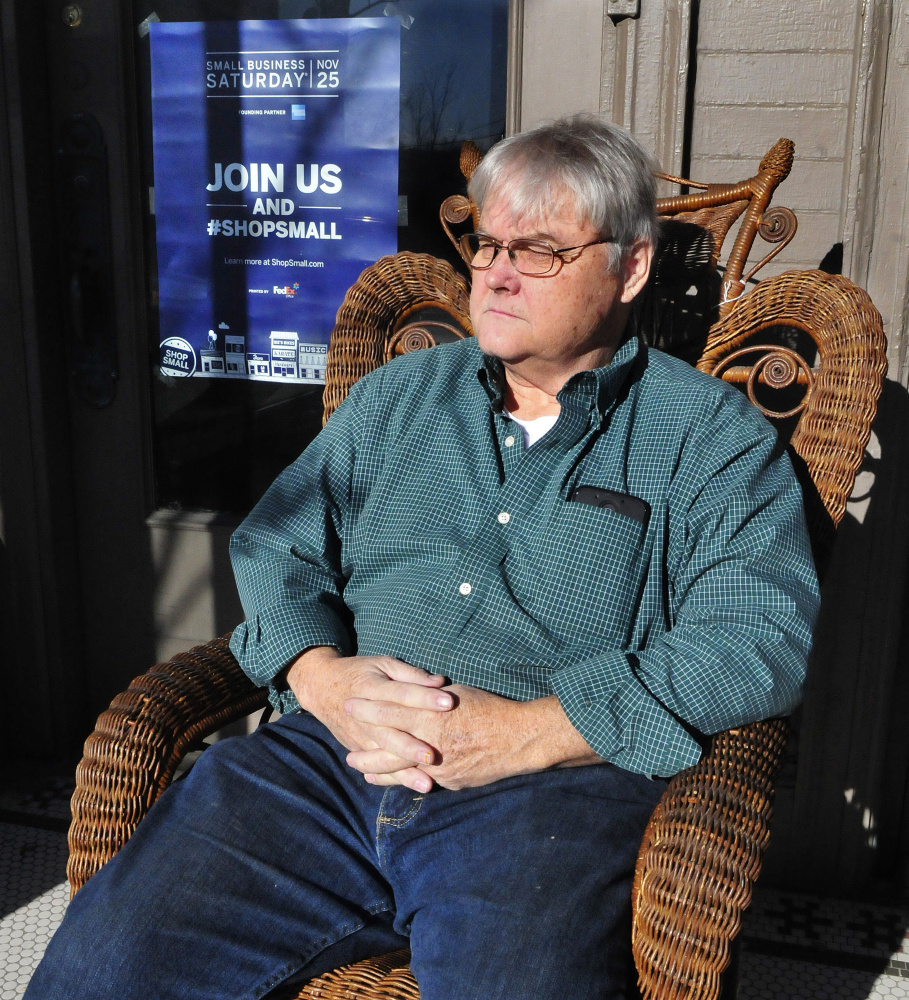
[618,240,654,304]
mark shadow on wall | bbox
[147,512,245,662]
[765,376,909,903]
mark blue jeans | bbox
[26,712,664,1000]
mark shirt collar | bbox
[476,335,642,420]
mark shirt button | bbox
[459,582,473,596]
[504,435,515,448]
[497,511,511,524]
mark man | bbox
[27,115,818,1000]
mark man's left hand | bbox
[344,686,601,790]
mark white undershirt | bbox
[505,410,559,447]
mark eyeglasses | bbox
[458,232,617,276]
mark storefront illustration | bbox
[200,330,225,374]
[225,334,245,374]
[298,342,328,383]
[270,331,299,378]
[247,352,270,376]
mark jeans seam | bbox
[246,918,371,999]
[244,958,300,1000]
[376,790,424,871]
[380,795,424,827]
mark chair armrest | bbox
[67,634,268,894]
[631,718,788,1000]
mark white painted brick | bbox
[692,106,849,161]
[696,52,854,105]
[754,257,840,279]
[779,160,846,211]
[689,206,842,276]
[521,0,603,126]
[686,156,757,186]
[688,156,846,212]
[697,0,857,53]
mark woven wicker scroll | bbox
[699,269,887,529]
[323,252,471,422]
[655,138,797,309]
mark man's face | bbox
[469,193,650,376]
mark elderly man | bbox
[27,115,818,1000]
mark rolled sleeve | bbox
[229,604,354,713]
[228,380,368,709]
[551,650,698,775]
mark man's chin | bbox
[475,332,533,365]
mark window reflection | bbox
[134,0,507,512]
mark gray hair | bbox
[468,114,659,272]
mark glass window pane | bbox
[134,0,507,512]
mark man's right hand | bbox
[285,646,453,793]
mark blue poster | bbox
[150,18,400,383]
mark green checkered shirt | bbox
[230,335,819,777]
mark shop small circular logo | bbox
[160,337,196,377]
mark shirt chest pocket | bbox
[509,500,652,646]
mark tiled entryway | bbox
[737,890,909,999]
[1,761,73,1000]
[1,825,68,1000]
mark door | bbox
[2,0,512,755]
[0,0,692,758]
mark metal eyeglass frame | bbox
[458,233,617,276]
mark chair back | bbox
[652,147,887,539]
[323,251,472,422]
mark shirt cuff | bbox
[229,602,354,714]
[551,650,703,777]
[550,650,630,760]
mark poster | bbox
[150,18,400,384]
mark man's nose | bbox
[484,246,521,289]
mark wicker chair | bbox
[67,143,886,1000]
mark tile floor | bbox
[2,760,909,999]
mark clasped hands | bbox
[286,647,599,793]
